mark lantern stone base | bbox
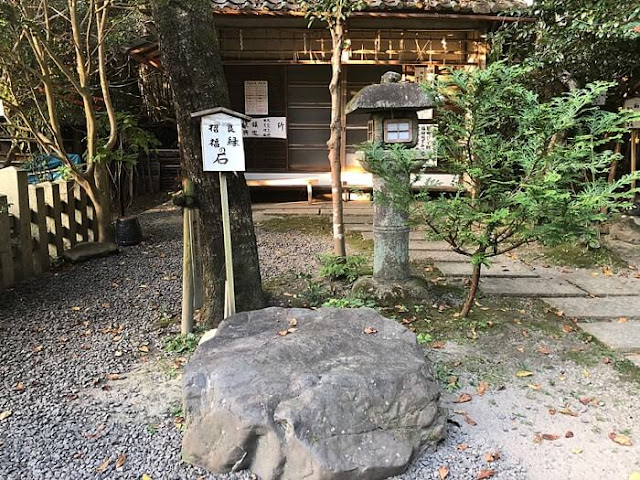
[352,276,431,304]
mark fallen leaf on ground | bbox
[142,475,152,480]
[484,451,500,463]
[602,266,614,276]
[562,324,575,334]
[0,411,12,421]
[537,345,552,355]
[476,381,489,396]
[528,383,541,390]
[438,465,449,479]
[457,443,469,451]
[277,330,289,336]
[558,408,578,417]
[32,345,43,353]
[579,397,590,405]
[72,306,81,311]
[521,329,528,337]
[15,382,25,392]
[516,346,525,353]
[114,350,123,357]
[548,409,557,415]
[430,341,446,349]
[515,370,533,378]
[477,470,496,479]
[565,431,574,438]
[96,458,110,472]
[364,327,378,334]
[571,448,583,454]
[609,433,632,446]
[453,393,472,403]
[454,410,477,426]
[618,317,629,323]
[115,453,126,469]
[542,433,560,441]
[287,327,298,334]
[533,433,542,444]
[603,356,612,364]
[139,346,149,353]
[288,318,298,327]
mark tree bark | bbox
[460,262,482,318]
[152,0,264,326]
[328,24,347,257]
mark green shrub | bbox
[322,297,377,309]
[318,254,366,282]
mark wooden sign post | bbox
[191,107,251,319]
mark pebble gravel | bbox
[0,203,529,480]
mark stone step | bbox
[543,296,640,320]
[479,277,586,298]
[433,261,539,278]
[555,275,640,297]
[409,241,460,252]
[411,250,470,263]
[578,321,640,353]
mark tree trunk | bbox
[460,262,482,318]
[328,25,346,257]
[152,0,264,326]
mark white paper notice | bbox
[242,117,287,139]
[244,81,268,116]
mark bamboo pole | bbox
[632,130,638,201]
[219,172,236,317]
[181,179,195,335]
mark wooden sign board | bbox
[416,123,437,166]
[200,112,246,172]
[625,97,640,129]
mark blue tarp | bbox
[25,154,83,184]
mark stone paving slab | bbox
[578,321,640,353]
[544,296,640,319]
[627,354,640,368]
[411,250,472,263]
[433,261,540,278]
[479,277,586,298]
[560,275,640,297]
[409,241,458,251]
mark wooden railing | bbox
[0,167,96,289]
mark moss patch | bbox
[539,243,626,269]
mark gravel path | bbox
[2,203,638,480]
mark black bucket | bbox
[115,216,143,246]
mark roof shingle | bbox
[211,0,526,14]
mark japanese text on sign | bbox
[244,81,268,116]
[242,117,287,139]
[201,114,245,172]
[416,123,437,166]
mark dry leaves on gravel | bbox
[364,327,378,334]
[609,433,633,446]
[0,411,12,421]
[438,466,449,479]
[476,381,489,396]
[484,451,500,463]
[453,393,472,403]
[477,470,496,479]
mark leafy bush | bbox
[164,332,201,355]
[318,254,367,282]
[364,61,640,317]
[322,297,377,309]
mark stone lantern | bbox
[347,71,435,301]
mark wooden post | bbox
[219,172,235,317]
[0,168,33,280]
[181,179,195,335]
[35,186,49,273]
[78,187,89,242]
[65,182,78,246]
[632,130,638,200]
[0,195,14,288]
[191,208,203,309]
[50,183,64,257]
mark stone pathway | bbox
[254,201,640,370]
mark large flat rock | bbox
[578,322,640,353]
[182,307,446,480]
[62,241,118,263]
[434,262,539,278]
[544,296,640,319]
[479,277,586,297]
